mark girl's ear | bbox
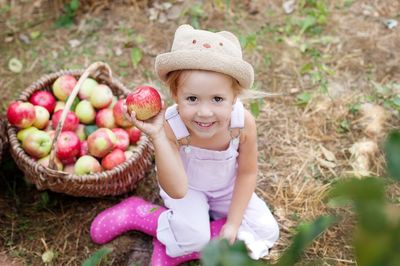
[172,93,178,103]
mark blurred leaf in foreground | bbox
[384,130,400,181]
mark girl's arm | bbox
[123,103,188,199]
[221,109,258,243]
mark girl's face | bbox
[173,71,237,139]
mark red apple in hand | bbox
[126,86,162,120]
[52,74,77,101]
[7,101,36,129]
[55,131,81,161]
[101,149,126,170]
[52,109,79,132]
[87,128,117,158]
[29,90,57,113]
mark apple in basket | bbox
[75,124,86,141]
[17,126,38,142]
[87,128,117,158]
[78,78,98,100]
[126,126,141,145]
[80,140,89,156]
[52,74,77,101]
[101,148,126,170]
[52,110,79,132]
[22,130,52,158]
[112,128,130,151]
[37,155,63,171]
[29,90,57,113]
[74,155,102,176]
[7,101,36,129]
[75,100,96,124]
[32,105,50,129]
[125,86,162,120]
[113,99,133,128]
[96,108,116,129]
[55,131,81,161]
[89,84,113,109]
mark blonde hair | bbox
[165,70,243,97]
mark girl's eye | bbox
[187,96,197,102]
[213,96,224,103]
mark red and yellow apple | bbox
[32,105,50,129]
[89,84,113,109]
[51,110,79,132]
[55,131,81,161]
[126,126,141,145]
[112,128,130,151]
[126,86,162,120]
[101,148,126,170]
[52,74,77,101]
[7,101,36,129]
[96,108,116,129]
[113,99,133,128]
[38,155,63,171]
[87,128,116,158]
[29,90,57,113]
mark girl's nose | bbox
[197,104,213,117]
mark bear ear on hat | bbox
[176,24,194,32]
[217,31,241,49]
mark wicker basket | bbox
[0,118,7,163]
[7,62,154,197]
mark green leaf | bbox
[300,62,313,75]
[201,239,263,266]
[69,0,79,12]
[296,91,312,106]
[384,130,400,181]
[250,101,260,118]
[276,215,336,266]
[130,47,142,69]
[82,247,113,266]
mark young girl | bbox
[90,24,279,264]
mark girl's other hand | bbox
[219,222,239,245]
[122,100,166,139]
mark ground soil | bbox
[1,0,399,265]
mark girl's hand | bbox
[122,100,166,140]
[219,222,239,245]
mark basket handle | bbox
[48,62,112,170]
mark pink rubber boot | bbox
[150,218,226,266]
[90,196,166,244]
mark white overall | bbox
[157,100,279,259]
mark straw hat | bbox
[155,24,254,90]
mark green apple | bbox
[74,155,102,175]
[17,126,39,142]
[22,130,52,158]
[75,100,96,124]
[78,78,98,100]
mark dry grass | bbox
[1,0,400,265]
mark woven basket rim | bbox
[6,66,154,197]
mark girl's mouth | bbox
[195,121,215,129]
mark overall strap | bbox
[230,99,245,129]
[165,104,190,141]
